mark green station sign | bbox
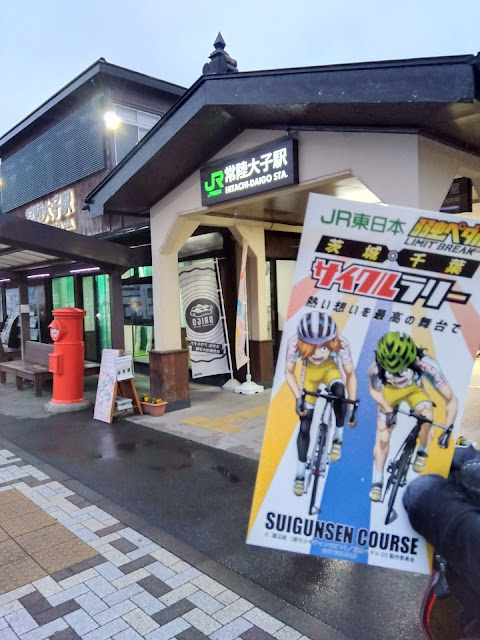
[200,137,298,206]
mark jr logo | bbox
[204,170,224,197]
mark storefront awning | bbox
[0,215,146,279]
[85,53,480,218]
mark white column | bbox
[151,252,182,350]
[150,211,198,351]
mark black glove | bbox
[458,455,480,506]
[385,411,397,428]
[295,397,305,416]
[438,424,453,449]
[347,404,358,427]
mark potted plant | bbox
[140,393,168,417]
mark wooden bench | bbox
[0,342,21,363]
[0,341,101,397]
[0,341,53,397]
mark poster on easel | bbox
[94,349,142,423]
[94,349,120,423]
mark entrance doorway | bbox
[122,267,154,365]
[82,275,111,362]
[268,259,296,360]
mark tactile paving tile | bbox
[0,488,34,502]
[0,556,46,594]
[0,526,10,544]
[0,489,25,507]
[1,509,57,537]
[0,497,41,522]
[0,539,27,567]
[32,538,99,574]
[16,524,78,555]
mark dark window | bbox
[0,95,106,213]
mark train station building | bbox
[2,40,480,409]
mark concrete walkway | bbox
[130,385,271,461]
[3,357,479,462]
[130,359,480,460]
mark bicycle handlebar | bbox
[302,389,359,424]
[392,405,447,430]
[392,406,453,449]
[303,389,359,407]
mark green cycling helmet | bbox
[376,332,417,374]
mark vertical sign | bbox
[179,261,230,379]
[235,240,249,370]
[247,194,480,574]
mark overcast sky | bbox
[1,0,480,135]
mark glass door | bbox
[52,276,74,309]
[81,274,112,362]
[270,259,296,361]
[82,276,98,361]
[96,274,111,352]
[28,284,47,342]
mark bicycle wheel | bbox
[385,447,412,525]
[309,423,327,516]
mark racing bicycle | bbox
[383,406,453,525]
[302,388,359,516]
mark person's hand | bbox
[295,397,306,417]
[385,411,397,428]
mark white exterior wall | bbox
[150,130,480,352]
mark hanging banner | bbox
[179,260,230,379]
[235,240,249,369]
[247,194,480,574]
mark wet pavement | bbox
[0,408,428,640]
[3,358,479,638]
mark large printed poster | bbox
[248,194,480,574]
[179,261,230,379]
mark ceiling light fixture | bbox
[70,267,101,274]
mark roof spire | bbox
[214,32,225,49]
[203,33,238,75]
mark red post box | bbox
[48,308,87,405]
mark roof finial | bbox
[214,32,226,50]
[203,33,238,75]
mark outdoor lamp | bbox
[103,111,121,130]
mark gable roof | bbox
[86,55,480,217]
[0,59,186,150]
[84,52,480,219]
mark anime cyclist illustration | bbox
[285,310,358,496]
[368,331,458,502]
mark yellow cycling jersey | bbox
[303,359,342,398]
[382,383,431,413]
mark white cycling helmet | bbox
[297,311,338,346]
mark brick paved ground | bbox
[0,449,311,640]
